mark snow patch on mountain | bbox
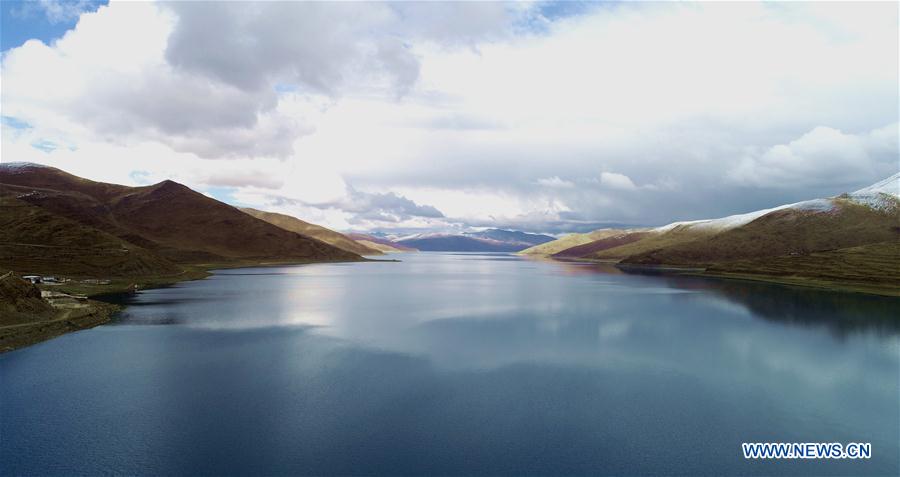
[0,161,52,173]
[654,199,836,233]
[392,232,450,241]
[653,174,898,234]
[853,173,900,197]
[846,172,899,211]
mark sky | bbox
[1,1,897,235]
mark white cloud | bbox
[537,176,575,188]
[729,124,899,189]
[600,172,637,191]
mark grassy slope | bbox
[355,240,406,253]
[240,207,382,256]
[0,196,183,278]
[518,229,631,256]
[702,241,900,296]
[553,231,651,258]
[587,227,712,259]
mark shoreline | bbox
[0,256,390,354]
[689,270,900,298]
[534,256,900,297]
[0,298,120,353]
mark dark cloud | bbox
[344,118,899,233]
[164,3,399,94]
[72,69,305,158]
[237,186,445,226]
[339,188,444,223]
[162,2,527,98]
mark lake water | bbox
[2,252,898,475]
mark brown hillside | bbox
[587,226,713,260]
[0,164,363,265]
[0,196,182,277]
[0,272,54,325]
[553,232,650,258]
[621,200,900,266]
[241,208,381,256]
[703,241,900,296]
[111,181,361,262]
[354,240,405,253]
[519,229,631,256]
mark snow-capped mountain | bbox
[0,161,53,173]
[524,172,900,276]
[846,172,900,211]
[654,174,899,234]
[394,229,555,252]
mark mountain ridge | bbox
[0,163,363,277]
[522,173,900,295]
[395,229,554,252]
[240,207,383,256]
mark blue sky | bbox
[1,0,106,51]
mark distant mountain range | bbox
[345,234,417,253]
[394,229,555,252]
[0,163,362,278]
[521,174,900,295]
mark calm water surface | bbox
[2,253,898,475]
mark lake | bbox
[1,252,898,475]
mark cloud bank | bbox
[1,1,897,233]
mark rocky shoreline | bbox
[0,276,120,353]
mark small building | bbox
[22,275,42,284]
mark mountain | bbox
[0,163,362,277]
[396,235,511,252]
[540,173,900,294]
[240,208,382,256]
[395,229,554,252]
[346,233,417,253]
[464,229,555,248]
[519,229,643,256]
[618,197,898,266]
[616,175,899,266]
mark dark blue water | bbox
[2,253,898,475]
